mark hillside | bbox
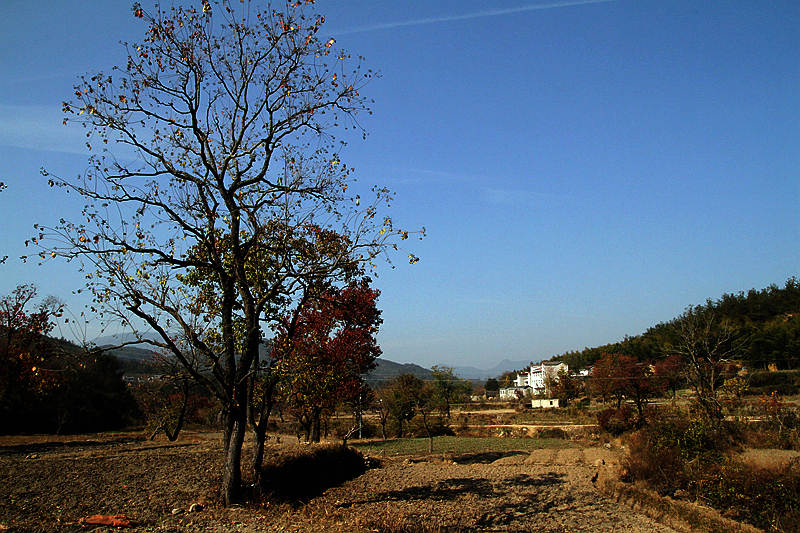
[365,359,433,386]
[102,345,158,362]
[551,277,800,371]
[97,345,440,386]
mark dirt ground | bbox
[0,431,682,533]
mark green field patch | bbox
[352,436,576,456]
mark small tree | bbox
[591,353,664,420]
[590,354,622,407]
[385,373,419,438]
[550,368,580,407]
[389,373,436,452]
[374,387,392,440]
[274,279,381,443]
[653,354,683,403]
[430,365,471,419]
[137,377,214,441]
[484,378,500,397]
[135,351,215,441]
[412,381,437,453]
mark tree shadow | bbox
[389,477,496,502]
[258,445,369,502]
[448,450,529,465]
[476,472,574,527]
[508,472,567,488]
[339,471,569,512]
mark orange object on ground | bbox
[78,514,134,527]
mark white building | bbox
[499,362,569,400]
[516,362,568,394]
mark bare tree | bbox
[663,306,740,420]
[31,1,420,505]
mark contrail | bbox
[331,0,620,35]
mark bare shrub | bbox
[624,422,687,489]
[536,427,569,440]
[597,405,636,436]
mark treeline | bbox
[551,277,800,371]
[0,286,139,434]
[0,280,388,447]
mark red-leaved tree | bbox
[591,352,665,420]
[274,279,381,443]
[0,285,63,430]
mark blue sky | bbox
[1,0,798,370]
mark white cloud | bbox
[0,104,89,155]
[333,0,620,35]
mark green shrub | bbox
[747,370,800,397]
[689,458,800,532]
[624,407,800,532]
[679,417,727,464]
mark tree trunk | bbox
[149,421,165,441]
[219,405,247,506]
[248,373,278,475]
[164,377,190,442]
[420,410,434,453]
[296,412,311,442]
[250,394,275,476]
[310,407,322,443]
[250,424,267,476]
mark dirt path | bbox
[0,433,679,532]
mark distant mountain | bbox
[452,359,533,380]
[94,332,163,346]
[94,336,528,383]
[367,358,534,384]
[366,358,433,386]
[448,366,485,380]
[93,334,161,362]
[101,345,158,362]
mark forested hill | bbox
[551,277,800,371]
[366,359,433,387]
